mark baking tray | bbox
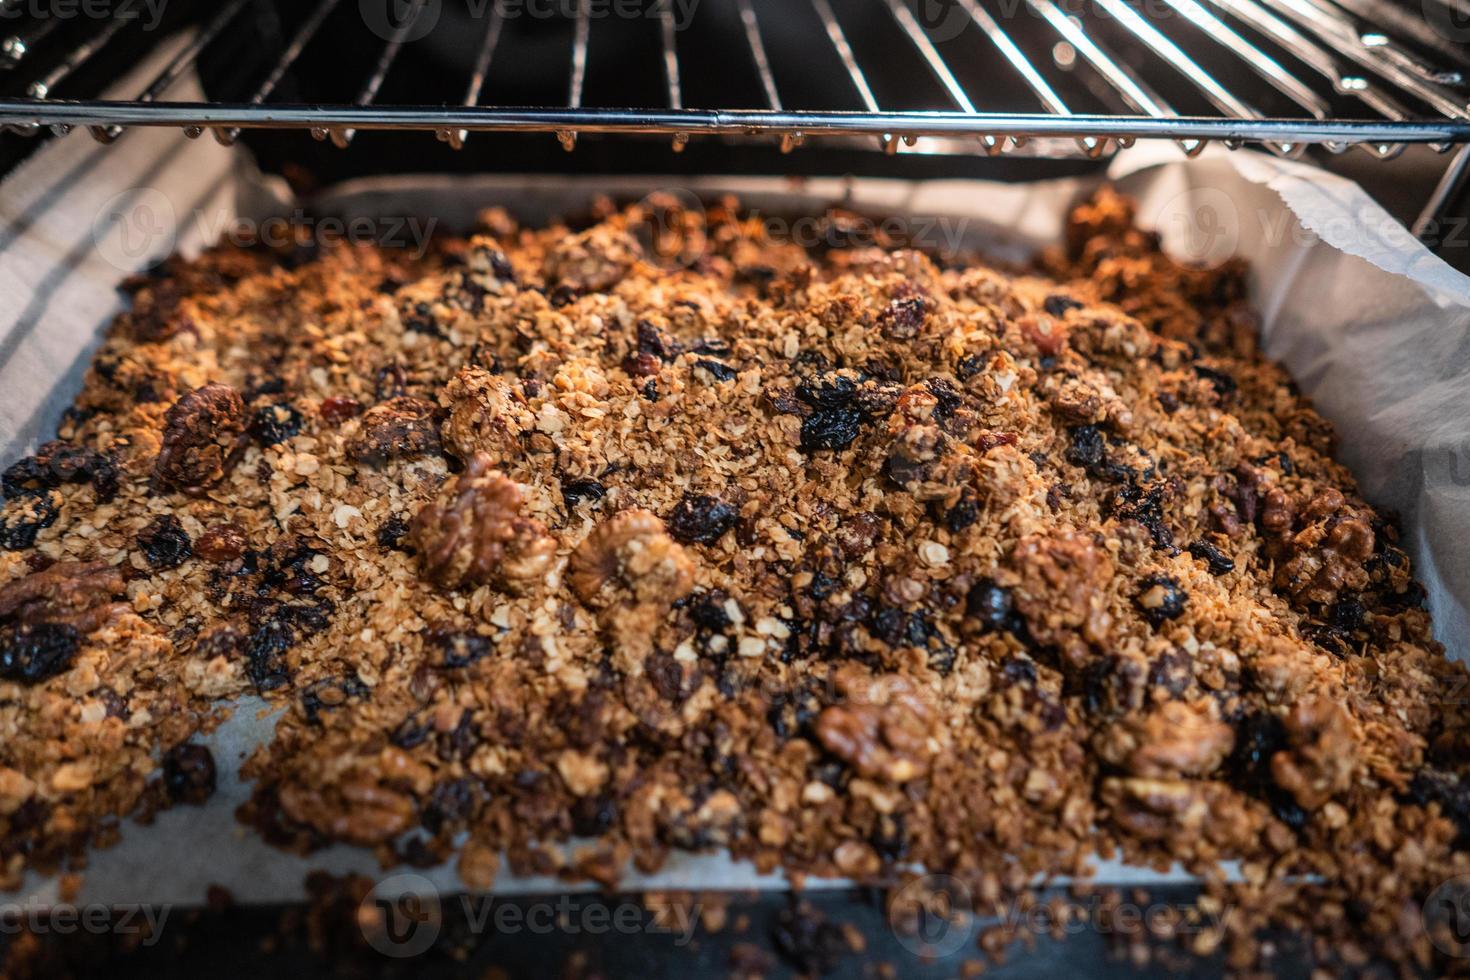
[2,112,1469,973]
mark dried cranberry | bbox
[195,523,247,563]
[319,396,363,424]
[667,493,738,544]
[138,514,192,568]
[0,622,79,684]
[877,296,927,340]
[163,743,216,805]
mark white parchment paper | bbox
[2,84,1469,906]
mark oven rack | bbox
[1,0,1469,229]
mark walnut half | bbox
[153,382,246,494]
[568,508,693,610]
[568,509,694,668]
[410,452,557,594]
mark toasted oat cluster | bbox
[1,188,1467,970]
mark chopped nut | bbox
[153,383,246,494]
[411,452,557,594]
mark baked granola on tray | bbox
[1,187,1467,972]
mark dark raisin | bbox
[300,674,369,724]
[248,404,303,447]
[771,902,849,976]
[403,302,442,337]
[570,794,619,837]
[877,296,927,340]
[1001,656,1037,685]
[0,492,59,550]
[956,354,986,379]
[966,579,1025,638]
[800,406,864,453]
[1188,539,1235,575]
[163,743,216,805]
[1135,575,1187,626]
[1406,769,1470,845]
[1111,480,1174,552]
[645,651,687,704]
[1193,364,1237,398]
[377,516,411,551]
[1043,294,1083,317]
[391,713,432,749]
[634,319,682,361]
[690,590,732,632]
[694,358,737,382]
[640,378,659,401]
[437,632,492,669]
[0,622,80,684]
[138,514,192,569]
[560,478,607,511]
[1148,650,1193,698]
[422,778,481,835]
[243,615,303,693]
[691,337,731,356]
[940,491,980,533]
[667,493,738,544]
[3,442,118,502]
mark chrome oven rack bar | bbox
[1,0,1468,234]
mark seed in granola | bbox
[137,514,192,569]
[247,403,303,447]
[1188,539,1235,575]
[410,453,557,594]
[195,522,247,563]
[0,622,80,684]
[0,492,59,551]
[153,383,247,494]
[666,493,738,545]
[1135,575,1187,627]
[162,743,216,805]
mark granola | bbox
[0,187,1465,972]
